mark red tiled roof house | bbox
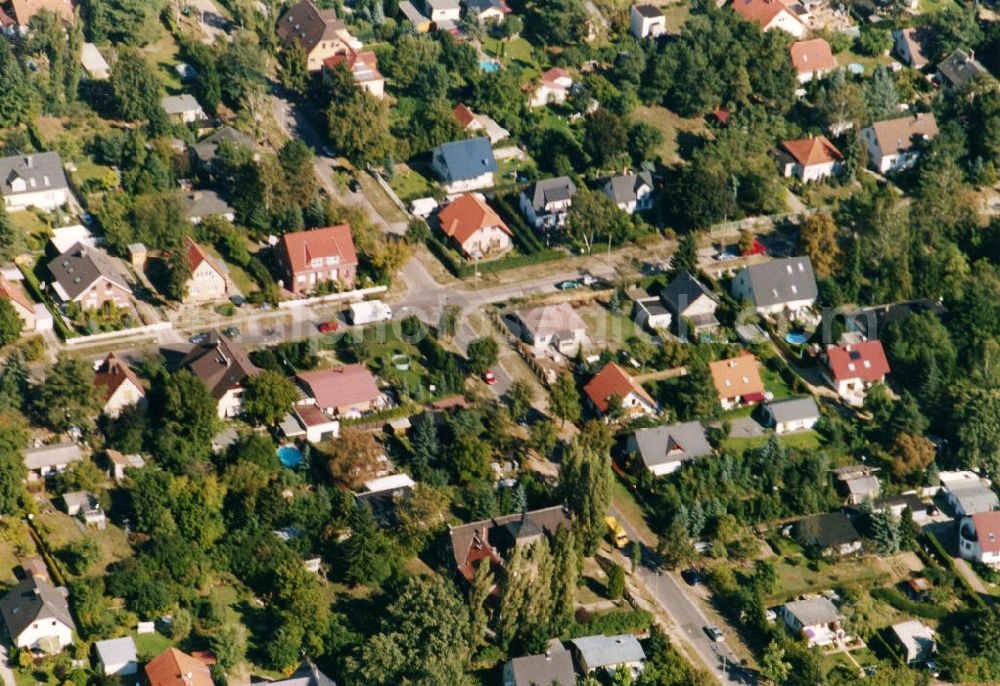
[583,362,657,418]
[184,237,229,303]
[960,511,1000,568]
[145,649,213,686]
[730,0,810,38]
[823,340,890,404]
[777,136,843,183]
[296,364,385,417]
[276,225,358,295]
[93,352,146,418]
[790,38,836,83]
[436,194,513,260]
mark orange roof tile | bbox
[709,354,764,400]
[437,194,511,248]
[0,276,33,314]
[93,352,145,404]
[731,0,803,29]
[781,136,843,167]
[453,103,478,128]
[280,225,358,276]
[145,649,213,686]
[583,362,655,413]
[790,38,836,75]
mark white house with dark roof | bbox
[626,421,712,476]
[940,471,999,517]
[937,49,994,91]
[630,4,665,38]
[0,576,76,653]
[431,137,498,194]
[503,647,577,686]
[0,152,70,212]
[601,171,653,214]
[22,442,82,480]
[47,243,133,310]
[762,396,819,434]
[161,94,207,124]
[731,256,817,317]
[659,271,719,333]
[519,177,577,230]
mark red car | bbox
[741,239,767,256]
[318,321,339,333]
[483,370,497,385]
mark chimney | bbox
[24,156,32,168]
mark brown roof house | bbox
[861,113,938,174]
[709,353,765,410]
[790,39,836,84]
[93,352,146,417]
[324,48,385,98]
[277,0,361,72]
[296,364,385,417]
[893,28,929,69]
[777,136,842,183]
[452,103,510,144]
[731,0,810,38]
[436,194,513,260]
[145,648,214,686]
[180,329,262,418]
[276,225,358,295]
[47,242,133,311]
[10,0,74,30]
[583,362,657,419]
[0,274,36,331]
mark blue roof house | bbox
[431,137,498,194]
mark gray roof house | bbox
[937,49,993,91]
[762,396,819,434]
[519,177,577,230]
[47,242,133,308]
[601,171,653,214]
[192,127,257,168]
[258,660,337,686]
[659,271,719,333]
[627,421,712,476]
[22,442,82,479]
[0,152,71,212]
[183,190,235,224]
[94,636,138,676]
[891,620,936,664]
[503,648,577,686]
[939,471,999,516]
[782,597,843,647]
[570,634,646,675]
[0,576,76,653]
[161,94,207,124]
[430,137,498,193]
[731,256,818,317]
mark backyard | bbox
[629,105,709,166]
[577,301,641,351]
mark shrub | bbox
[870,587,948,620]
[607,563,625,600]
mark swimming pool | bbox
[479,59,500,73]
[785,332,809,345]
[277,445,303,468]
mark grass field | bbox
[135,631,175,659]
[36,509,132,578]
[143,33,185,93]
[766,537,890,605]
[723,429,822,453]
[577,302,640,350]
[388,165,438,203]
[357,172,408,224]
[629,105,709,166]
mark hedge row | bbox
[566,609,653,638]
[870,586,949,620]
[426,236,566,278]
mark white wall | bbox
[4,187,70,212]
[15,620,73,652]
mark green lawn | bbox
[142,33,184,93]
[135,630,175,659]
[661,1,693,32]
[8,209,51,240]
[761,365,793,400]
[577,303,640,350]
[723,429,821,453]
[629,105,709,166]
[482,37,537,68]
[766,539,890,605]
[388,167,438,203]
[357,172,408,224]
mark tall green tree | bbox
[110,48,164,121]
[0,412,27,515]
[150,369,218,472]
[343,504,397,586]
[466,337,499,375]
[669,233,699,277]
[0,42,37,127]
[566,189,632,254]
[0,300,23,347]
[34,355,101,431]
[559,439,612,554]
[242,370,298,427]
[549,373,581,426]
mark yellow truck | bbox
[605,516,628,548]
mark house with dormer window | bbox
[709,353,765,410]
[822,340,889,404]
[276,0,361,72]
[731,256,817,317]
[960,511,1000,568]
[276,225,358,295]
[0,152,70,212]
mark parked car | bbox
[222,326,241,339]
[714,252,738,261]
[348,178,361,193]
[483,370,497,385]
[319,321,340,333]
[681,568,702,586]
[704,625,724,642]
[189,332,209,344]
[555,280,579,290]
[229,294,246,307]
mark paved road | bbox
[0,643,15,686]
[610,504,755,685]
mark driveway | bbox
[189,0,231,43]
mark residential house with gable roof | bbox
[891,620,936,664]
[937,49,994,91]
[431,137,499,194]
[709,354,764,410]
[22,442,82,480]
[180,329,262,418]
[464,0,511,23]
[861,113,938,173]
[93,352,146,417]
[452,103,510,144]
[503,647,577,686]
[277,0,360,71]
[822,340,889,403]
[257,660,337,686]
[583,361,657,418]
[47,243,133,311]
[435,193,513,260]
[145,648,214,686]
[183,237,229,303]
[730,0,810,38]
[324,48,385,98]
[731,256,817,317]
[192,127,258,171]
[94,636,138,676]
[659,271,719,334]
[790,38,836,83]
[161,94,206,124]
[762,396,819,434]
[630,4,665,38]
[519,176,577,230]
[939,471,999,516]
[9,0,74,30]
[626,421,713,476]
[959,510,1000,567]
[513,301,587,356]
[528,68,574,108]
[782,597,843,647]
[777,136,842,182]
[893,28,929,68]
[570,634,646,676]
[0,576,75,653]
[182,190,235,224]
[0,274,36,331]
[296,364,386,417]
[276,225,358,295]
[795,512,863,557]
[0,152,70,211]
[601,171,654,214]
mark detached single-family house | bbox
[452,103,510,144]
[464,0,511,24]
[145,648,214,686]
[80,43,110,80]
[424,0,460,26]
[835,466,881,505]
[503,647,577,686]
[513,302,587,356]
[182,189,235,224]
[94,636,138,676]
[448,506,570,581]
[180,329,262,418]
[731,256,818,317]
[47,242,133,311]
[281,404,340,444]
[161,94,207,124]
[822,340,890,403]
[297,364,386,417]
[9,0,74,30]
[0,275,36,331]
[782,597,843,647]
[570,634,646,676]
[789,38,835,83]
[861,113,939,174]
[630,4,665,38]
[628,287,671,331]
[601,171,654,214]
[709,354,765,410]
[762,396,819,434]
[324,48,385,98]
[22,442,82,480]
[777,136,842,182]
[399,0,432,31]
[192,127,258,171]
[184,237,229,303]
[431,137,498,194]
[528,68,574,108]
[436,193,513,260]
[660,271,719,334]
[355,473,417,524]
[62,491,105,527]
[894,28,929,69]
[583,362,657,418]
[960,510,1000,567]
[0,576,75,654]
[730,0,810,38]
[0,152,70,212]
[937,49,994,91]
[940,471,999,516]
[627,421,712,476]
[107,449,145,481]
[93,352,146,417]
[519,177,577,231]
[277,0,360,71]
[795,512,863,557]
[276,224,359,295]
[891,620,936,664]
